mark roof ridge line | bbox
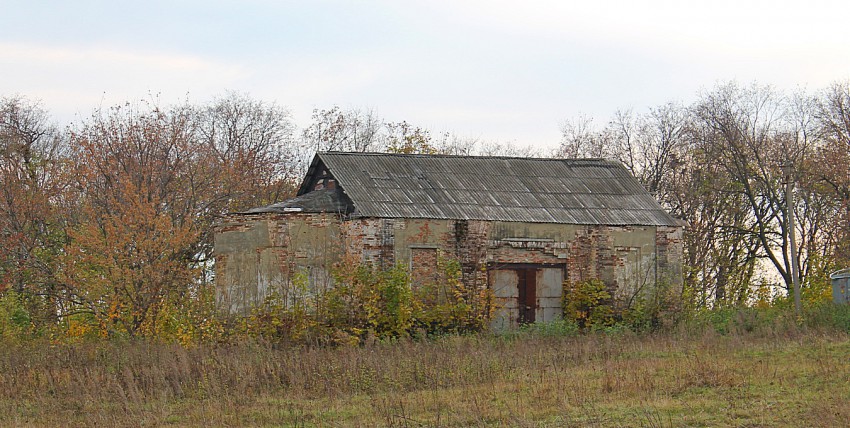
[318,151,618,163]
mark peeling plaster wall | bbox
[215,215,684,327]
[214,212,341,315]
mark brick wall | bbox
[656,225,684,289]
[215,213,684,315]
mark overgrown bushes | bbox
[560,277,682,333]
[0,291,32,341]
[562,279,615,329]
[236,256,491,345]
[5,256,850,346]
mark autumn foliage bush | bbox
[237,255,491,345]
[1,94,298,342]
[562,279,616,329]
[413,256,491,334]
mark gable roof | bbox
[292,152,678,226]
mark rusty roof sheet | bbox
[295,152,678,226]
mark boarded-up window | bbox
[410,247,439,289]
[615,247,648,301]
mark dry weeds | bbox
[1,329,849,427]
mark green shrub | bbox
[413,256,489,335]
[827,304,850,332]
[152,284,225,345]
[241,292,315,343]
[678,306,795,336]
[0,291,32,340]
[562,278,615,329]
[803,302,850,332]
[366,265,415,338]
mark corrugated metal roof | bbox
[293,152,678,226]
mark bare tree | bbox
[556,115,614,158]
[477,141,543,157]
[690,83,812,296]
[811,82,850,264]
[302,106,384,154]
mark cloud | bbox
[422,0,850,77]
[3,2,850,147]
[0,42,249,121]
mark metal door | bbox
[517,268,537,324]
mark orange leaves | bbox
[60,191,199,337]
[60,104,203,337]
[56,96,299,338]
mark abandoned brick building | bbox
[215,152,683,329]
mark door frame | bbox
[487,262,566,325]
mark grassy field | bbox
[1,320,850,427]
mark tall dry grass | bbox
[2,307,850,426]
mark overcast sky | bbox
[2,1,850,150]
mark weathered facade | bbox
[215,152,683,329]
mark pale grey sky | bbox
[2,1,849,149]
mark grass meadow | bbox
[2,308,850,427]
